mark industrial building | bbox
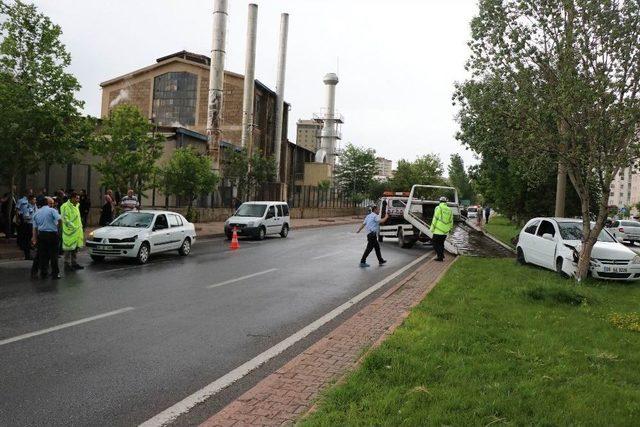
[296,120,322,153]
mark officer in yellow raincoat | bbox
[430,196,453,261]
[61,191,85,271]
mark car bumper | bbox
[86,240,139,258]
[226,225,259,237]
[591,264,640,281]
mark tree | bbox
[90,104,164,196]
[456,0,640,280]
[389,154,445,191]
[448,154,475,202]
[0,0,84,223]
[222,148,276,201]
[334,144,377,202]
[161,147,219,219]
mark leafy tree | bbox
[456,0,640,280]
[448,154,475,202]
[334,144,377,201]
[160,147,219,219]
[0,0,84,223]
[222,148,276,201]
[389,154,445,191]
[90,104,163,196]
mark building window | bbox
[152,72,197,126]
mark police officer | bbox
[31,197,62,279]
[430,196,453,261]
[356,205,389,267]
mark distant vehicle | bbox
[467,206,479,219]
[605,220,640,244]
[225,201,290,240]
[87,210,196,264]
[517,217,640,281]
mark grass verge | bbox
[484,216,521,248]
[301,257,640,426]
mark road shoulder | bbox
[199,256,456,427]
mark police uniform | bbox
[430,201,453,261]
[32,205,61,278]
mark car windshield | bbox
[468,207,477,212]
[110,212,154,228]
[235,204,267,217]
[557,222,616,243]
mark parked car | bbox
[86,210,196,264]
[516,217,640,281]
[605,219,640,244]
[467,206,479,219]
[224,201,290,240]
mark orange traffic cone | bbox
[229,226,240,250]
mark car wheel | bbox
[398,228,415,249]
[257,226,266,241]
[280,224,289,238]
[378,234,384,242]
[137,242,150,265]
[516,247,527,265]
[90,254,105,263]
[178,238,191,256]
[556,257,568,278]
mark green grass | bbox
[301,257,640,426]
[484,216,521,248]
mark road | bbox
[0,224,430,426]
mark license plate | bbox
[98,245,113,250]
[604,266,627,273]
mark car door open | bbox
[535,220,558,269]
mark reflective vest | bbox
[61,200,84,251]
[430,202,453,235]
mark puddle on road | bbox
[449,224,514,258]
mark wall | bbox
[303,163,332,186]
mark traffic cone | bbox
[229,226,240,250]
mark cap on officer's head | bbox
[439,196,448,203]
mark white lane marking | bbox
[0,307,135,347]
[142,253,429,426]
[311,251,343,260]
[207,268,279,289]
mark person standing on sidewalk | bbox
[100,189,115,226]
[120,189,139,212]
[484,206,491,224]
[18,194,37,260]
[430,196,453,262]
[79,189,91,227]
[60,192,85,271]
[356,205,389,267]
[31,197,62,279]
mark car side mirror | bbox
[542,233,554,241]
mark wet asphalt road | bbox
[0,224,427,426]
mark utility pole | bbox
[273,13,289,184]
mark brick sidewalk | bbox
[201,256,456,427]
[0,216,363,261]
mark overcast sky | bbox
[34,0,479,171]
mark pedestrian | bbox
[60,192,85,271]
[79,189,91,227]
[36,187,47,208]
[31,197,62,280]
[484,206,491,224]
[232,197,242,211]
[18,194,37,260]
[356,205,389,267]
[99,189,115,226]
[430,196,454,262]
[120,189,139,212]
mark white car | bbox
[467,206,479,219]
[87,210,196,264]
[517,217,640,281]
[606,220,640,244]
[224,201,290,240]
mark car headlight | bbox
[89,231,94,238]
[631,255,640,264]
[121,236,137,243]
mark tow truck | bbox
[377,185,460,254]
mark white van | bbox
[224,201,290,240]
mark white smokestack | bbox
[273,13,289,182]
[207,0,228,171]
[315,73,340,167]
[240,3,258,152]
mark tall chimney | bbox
[241,4,258,153]
[315,73,340,168]
[273,13,289,183]
[206,0,228,171]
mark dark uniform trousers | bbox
[37,231,60,277]
[432,233,447,260]
[361,231,383,263]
